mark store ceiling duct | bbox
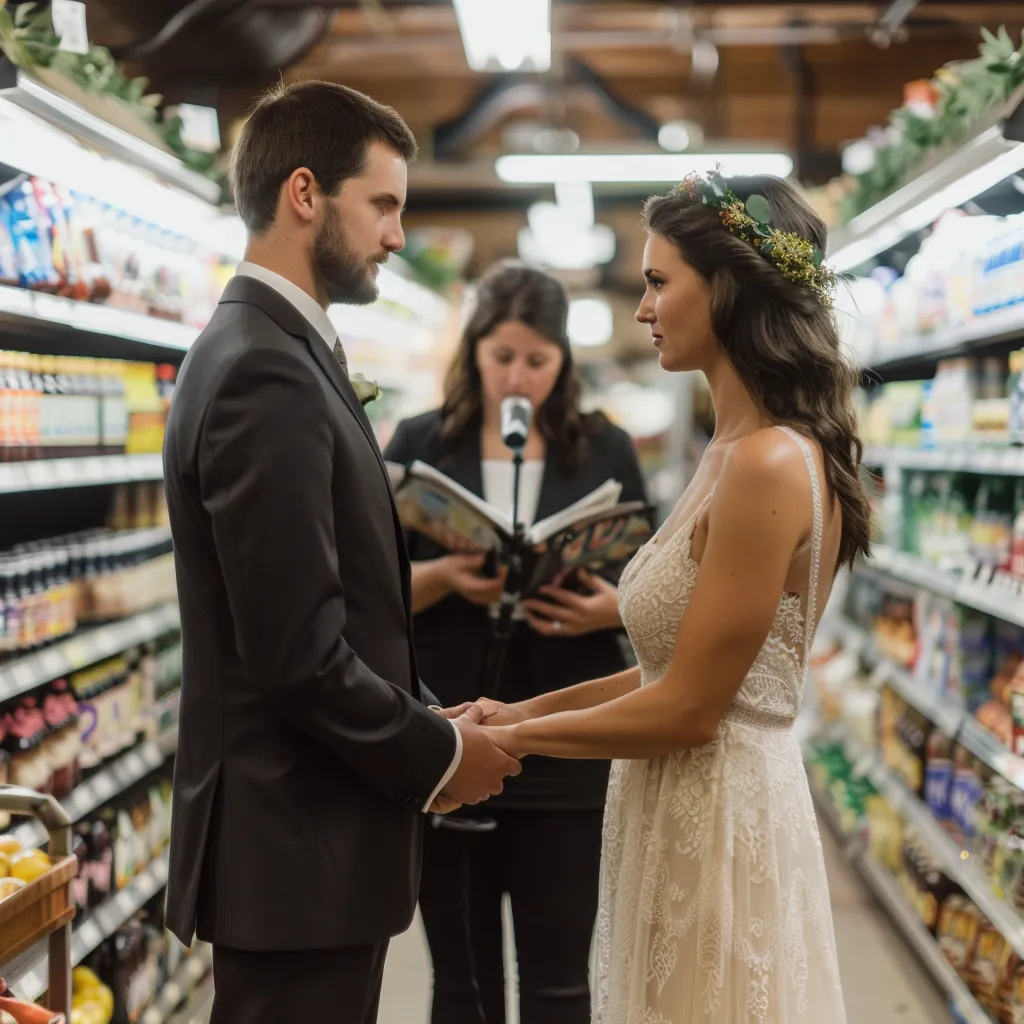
[452,0,551,74]
[828,84,1024,273]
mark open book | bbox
[387,459,654,596]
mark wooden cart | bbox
[0,785,75,1020]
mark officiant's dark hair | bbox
[232,80,417,235]
[441,261,603,470]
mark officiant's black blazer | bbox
[163,276,457,952]
[385,408,647,810]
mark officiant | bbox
[383,260,647,1024]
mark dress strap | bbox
[773,426,823,677]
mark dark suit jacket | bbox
[384,408,647,810]
[163,276,457,952]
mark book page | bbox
[528,478,622,544]
[392,460,508,552]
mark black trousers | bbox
[419,807,604,1024]
[210,941,389,1023]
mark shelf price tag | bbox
[52,0,90,55]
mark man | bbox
[163,80,520,1024]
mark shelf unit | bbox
[140,944,214,1024]
[7,850,170,1002]
[864,445,1024,476]
[0,284,199,352]
[809,773,996,1023]
[0,601,181,704]
[860,545,1024,630]
[829,616,1024,787]
[0,453,164,495]
[9,725,179,851]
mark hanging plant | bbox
[839,26,1024,223]
[0,1,223,190]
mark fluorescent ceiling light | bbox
[568,298,614,347]
[496,152,794,184]
[829,130,1024,273]
[453,0,551,73]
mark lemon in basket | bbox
[9,848,51,884]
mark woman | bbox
[467,174,870,1023]
[383,261,648,1024]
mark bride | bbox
[455,172,870,1023]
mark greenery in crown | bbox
[675,169,837,308]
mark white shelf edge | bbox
[859,546,1024,630]
[0,284,198,351]
[0,602,181,704]
[9,849,170,1002]
[9,724,178,850]
[864,445,1024,477]
[855,855,996,1024]
[0,454,164,495]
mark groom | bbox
[163,80,521,1023]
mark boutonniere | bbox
[349,373,383,407]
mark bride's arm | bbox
[493,433,813,760]
[515,665,642,720]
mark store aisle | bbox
[377,815,952,1024]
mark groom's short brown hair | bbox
[231,80,418,235]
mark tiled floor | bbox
[377,818,953,1024]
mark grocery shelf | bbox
[828,83,1024,277]
[0,284,198,351]
[0,64,221,205]
[833,614,1024,786]
[866,759,1024,959]
[855,855,996,1024]
[0,602,181,704]
[9,725,179,851]
[856,301,1024,372]
[0,454,164,495]
[864,445,1024,476]
[809,767,995,1023]
[140,944,214,1024]
[8,849,170,1002]
[861,544,1024,631]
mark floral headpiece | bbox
[674,168,836,307]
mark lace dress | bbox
[594,426,845,1024]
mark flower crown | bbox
[674,169,836,307]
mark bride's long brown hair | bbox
[643,175,870,569]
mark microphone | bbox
[500,396,532,453]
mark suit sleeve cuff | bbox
[423,720,462,812]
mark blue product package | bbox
[925,744,954,822]
[950,756,984,839]
[0,196,19,284]
[6,182,48,287]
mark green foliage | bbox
[839,26,1024,224]
[0,1,223,189]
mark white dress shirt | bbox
[482,459,544,528]
[232,262,462,811]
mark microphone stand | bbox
[429,437,528,1024]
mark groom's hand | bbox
[443,707,522,805]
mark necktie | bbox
[332,338,348,376]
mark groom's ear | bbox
[281,168,319,226]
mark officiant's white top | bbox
[231,260,462,810]
[482,459,544,528]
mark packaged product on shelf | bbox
[971,476,1015,570]
[866,793,904,872]
[973,356,1011,446]
[969,778,1024,882]
[883,381,928,447]
[966,920,1015,1014]
[998,959,1024,1023]
[938,894,985,974]
[874,591,917,668]
[3,696,51,792]
[41,679,80,799]
[950,744,988,841]
[124,362,166,455]
[4,178,59,291]
[934,360,979,447]
[0,193,19,286]
[925,728,956,825]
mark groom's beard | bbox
[313,202,385,307]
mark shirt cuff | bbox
[423,720,463,812]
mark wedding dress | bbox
[595,426,845,1024]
